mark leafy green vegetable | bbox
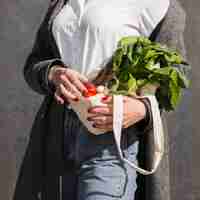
[107,36,190,111]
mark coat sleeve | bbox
[23,3,66,96]
[153,0,188,68]
[135,0,189,134]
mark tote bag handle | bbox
[113,95,164,175]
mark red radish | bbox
[82,82,97,97]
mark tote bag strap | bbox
[113,95,165,175]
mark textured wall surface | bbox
[0,1,47,199]
[0,0,198,200]
[170,1,200,199]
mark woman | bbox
[13,0,187,200]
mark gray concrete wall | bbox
[0,0,197,199]
[170,1,199,199]
[0,1,48,199]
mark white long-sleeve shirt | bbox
[52,0,169,79]
[52,0,169,174]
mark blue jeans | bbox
[63,108,140,200]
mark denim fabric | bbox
[63,107,140,200]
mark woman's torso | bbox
[52,0,169,79]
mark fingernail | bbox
[101,96,109,101]
[88,108,98,113]
[73,97,79,102]
[88,108,92,113]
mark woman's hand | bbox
[48,65,88,104]
[87,95,147,131]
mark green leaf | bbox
[153,67,172,76]
[136,79,149,88]
[119,70,129,82]
[109,77,120,92]
[127,44,134,62]
[169,80,181,109]
[118,36,138,48]
[170,69,179,85]
[127,73,137,93]
[144,49,157,60]
[144,59,156,70]
[112,48,123,72]
[105,35,190,111]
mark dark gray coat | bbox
[13,0,187,200]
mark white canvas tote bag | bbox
[69,91,164,175]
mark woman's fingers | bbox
[60,74,82,98]
[54,91,65,104]
[69,76,88,93]
[88,105,113,115]
[93,123,113,131]
[77,73,89,83]
[101,95,130,104]
[50,67,90,102]
[87,96,113,131]
[89,96,113,115]
[88,115,113,125]
[59,84,77,101]
[122,118,135,129]
[64,69,88,93]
